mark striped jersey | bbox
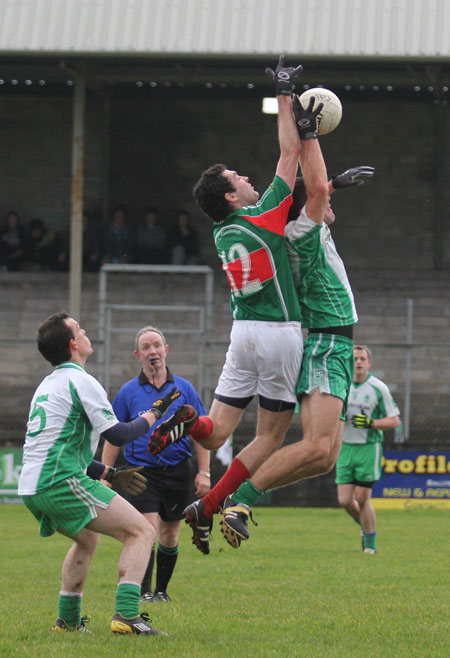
[343,373,400,444]
[214,176,301,322]
[285,208,357,328]
[18,361,118,495]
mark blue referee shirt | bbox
[112,368,206,468]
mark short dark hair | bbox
[287,177,307,223]
[7,209,21,222]
[193,164,235,222]
[37,312,73,366]
[30,218,45,233]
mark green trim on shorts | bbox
[335,442,383,484]
[22,473,117,537]
[296,333,354,418]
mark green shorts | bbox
[296,333,354,419]
[22,474,117,538]
[335,442,383,484]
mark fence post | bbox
[404,298,414,440]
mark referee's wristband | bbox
[198,470,211,478]
[104,466,117,483]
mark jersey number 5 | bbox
[28,395,49,437]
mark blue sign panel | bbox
[373,450,450,507]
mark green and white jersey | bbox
[18,361,118,495]
[214,176,301,323]
[343,373,400,445]
[285,208,357,328]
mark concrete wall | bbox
[0,268,448,507]
[0,90,448,270]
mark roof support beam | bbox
[69,72,85,320]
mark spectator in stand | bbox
[170,209,200,265]
[28,218,60,271]
[47,211,103,272]
[83,211,102,272]
[0,210,29,271]
[103,206,135,264]
[136,207,168,264]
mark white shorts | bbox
[215,320,303,404]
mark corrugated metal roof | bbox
[0,0,449,59]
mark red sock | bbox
[202,458,251,517]
[190,416,214,441]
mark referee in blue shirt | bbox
[102,325,210,602]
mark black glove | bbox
[105,466,147,496]
[351,414,374,429]
[150,386,181,419]
[292,95,324,140]
[332,166,375,189]
[265,54,303,96]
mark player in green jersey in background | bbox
[219,94,376,547]
[336,344,400,553]
[18,312,180,635]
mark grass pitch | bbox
[0,504,448,658]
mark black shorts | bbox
[122,457,194,522]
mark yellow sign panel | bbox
[372,498,450,510]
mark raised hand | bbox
[332,166,375,189]
[292,94,324,140]
[265,54,303,96]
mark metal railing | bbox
[98,264,214,403]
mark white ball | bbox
[298,88,342,135]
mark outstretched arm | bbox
[291,95,329,224]
[265,55,303,191]
[299,139,329,225]
[276,96,302,191]
[330,166,375,193]
[101,387,181,447]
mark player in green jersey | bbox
[148,56,305,554]
[218,96,376,547]
[18,312,181,635]
[336,345,400,553]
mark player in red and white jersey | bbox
[148,56,304,554]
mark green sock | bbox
[353,516,361,526]
[58,591,82,626]
[115,582,141,618]
[364,532,377,550]
[234,479,264,507]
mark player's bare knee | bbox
[208,433,229,450]
[338,493,352,508]
[120,516,153,545]
[138,520,153,543]
[356,493,370,509]
[322,451,338,474]
[309,439,334,470]
[74,528,99,555]
[84,532,100,555]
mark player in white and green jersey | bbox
[336,345,400,553]
[19,362,118,495]
[284,168,362,428]
[219,96,376,548]
[18,312,180,636]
